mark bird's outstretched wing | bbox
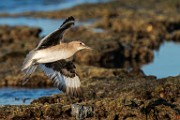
[36,16,75,50]
[40,60,82,97]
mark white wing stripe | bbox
[39,64,81,95]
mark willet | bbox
[21,16,92,97]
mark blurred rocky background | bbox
[0,0,179,119]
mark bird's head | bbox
[70,41,92,51]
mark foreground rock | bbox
[0,72,179,119]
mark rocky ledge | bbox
[0,70,179,119]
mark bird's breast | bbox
[34,49,74,63]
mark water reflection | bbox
[0,17,93,36]
[142,42,180,78]
[0,87,60,105]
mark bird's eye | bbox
[80,42,84,45]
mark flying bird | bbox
[21,16,92,97]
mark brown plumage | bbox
[21,16,91,97]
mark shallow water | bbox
[0,0,109,14]
[142,42,180,78]
[0,87,60,105]
[0,17,93,36]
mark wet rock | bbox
[0,26,43,87]
[167,30,180,41]
[65,26,155,69]
[33,75,179,119]
[71,103,93,120]
[0,73,52,87]
[0,75,179,119]
[0,104,71,119]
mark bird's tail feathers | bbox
[21,50,36,71]
[22,65,38,85]
[21,50,37,85]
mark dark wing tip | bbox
[68,16,75,21]
[60,16,75,28]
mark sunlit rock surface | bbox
[0,74,179,119]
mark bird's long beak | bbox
[85,46,93,50]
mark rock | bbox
[167,30,180,41]
[0,26,43,87]
[71,103,93,120]
[0,104,70,119]
[0,75,179,119]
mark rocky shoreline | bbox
[0,73,179,119]
[0,0,180,119]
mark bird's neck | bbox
[56,43,77,59]
[66,43,78,53]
